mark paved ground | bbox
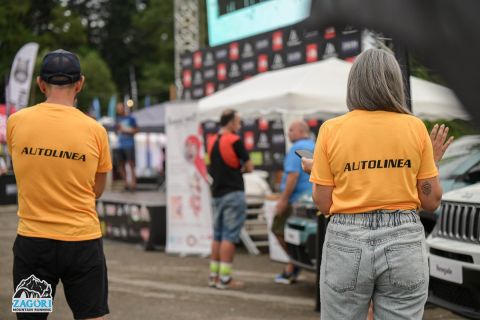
[0,205,467,320]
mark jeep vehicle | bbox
[421,135,480,234]
[426,182,480,319]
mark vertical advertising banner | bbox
[6,42,39,111]
[165,104,212,255]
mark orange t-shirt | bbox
[7,103,112,241]
[310,110,438,214]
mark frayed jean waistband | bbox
[330,210,419,229]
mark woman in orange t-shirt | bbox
[306,49,452,320]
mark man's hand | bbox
[301,158,313,174]
[430,124,454,163]
[276,197,288,215]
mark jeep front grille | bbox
[437,202,480,243]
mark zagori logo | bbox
[12,275,53,313]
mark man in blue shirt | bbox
[116,102,138,191]
[272,120,315,284]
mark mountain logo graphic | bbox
[12,275,53,313]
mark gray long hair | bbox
[347,48,410,114]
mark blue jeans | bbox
[212,191,246,243]
[320,210,428,320]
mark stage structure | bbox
[174,0,200,99]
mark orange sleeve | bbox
[97,127,113,173]
[310,123,335,186]
[417,124,438,179]
[6,116,13,156]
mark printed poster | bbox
[165,103,212,255]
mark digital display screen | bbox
[206,0,312,46]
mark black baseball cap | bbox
[40,49,82,85]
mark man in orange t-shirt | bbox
[7,49,111,320]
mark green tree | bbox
[132,0,174,101]
[77,50,117,114]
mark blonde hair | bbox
[347,49,410,114]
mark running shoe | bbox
[208,275,218,288]
[216,278,245,290]
[274,266,300,284]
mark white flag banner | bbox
[165,103,212,255]
[7,42,39,110]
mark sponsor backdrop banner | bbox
[181,23,361,100]
[165,104,212,255]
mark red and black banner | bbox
[181,23,362,100]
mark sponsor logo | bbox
[255,38,269,51]
[304,29,320,39]
[342,26,358,35]
[287,51,302,64]
[229,62,241,78]
[271,119,283,130]
[205,82,215,96]
[243,131,255,150]
[258,118,269,131]
[215,48,228,60]
[344,159,412,172]
[272,31,283,51]
[12,275,53,313]
[272,133,285,145]
[204,52,215,67]
[323,42,337,59]
[217,63,227,81]
[183,70,192,88]
[21,147,86,162]
[193,71,203,86]
[192,87,204,98]
[258,54,269,73]
[243,118,256,127]
[203,69,215,80]
[257,132,270,149]
[193,51,202,69]
[345,56,356,63]
[14,59,30,83]
[204,121,218,130]
[241,60,255,72]
[307,119,318,127]
[183,90,192,100]
[181,56,192,68]
[341,40,359,53]
[287,30,301,47]
[271,53,285,70]
[241,42,254,58]
[229,42,239,60]
[324,27,336,40]
[306,44,318,63]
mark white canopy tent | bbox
[198,58,469,122]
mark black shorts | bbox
[12,235,109,320]
[116,147,136,163]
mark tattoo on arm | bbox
[421,181,432,196]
